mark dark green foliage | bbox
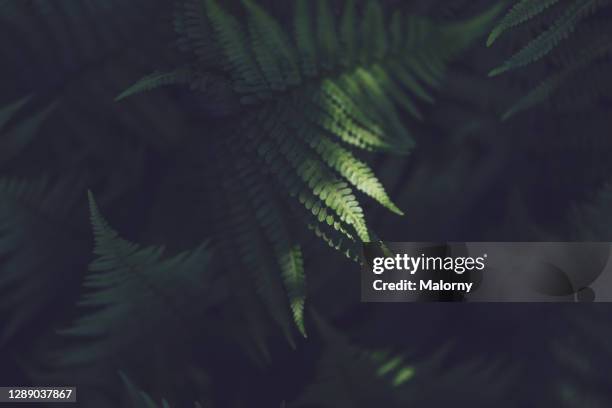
[121,373,174,408]
[121,372,207,408]
[2,1,612,408]
[488,0,612,117]
[292,313,512,407]
[58,193,215,365]
[487,0,561,47]
[120,0,500,340]
[0,177,87,347]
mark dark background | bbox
[1,0,611,407]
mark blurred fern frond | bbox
[120,372,206,408]
[487,0,561,47]
[119,0,501,343]
[59,193,215,365]
[293,313,513,408]
[488,0,612,118]
[121,372,172,408]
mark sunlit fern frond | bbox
[118,0,501,345]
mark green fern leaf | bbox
[298,126,403,215]
[307,80,394,151]
[487,0,560,46]
[174,0,222,66]
[204,0,268,97]
[121,372,169,408]
[116,0,501,347]
[278,245,306,337]
[339,0,357,67]
[294,314,415,408]
[295,313,512,408]
[115,69,194,101]
[361,1,387,62]
[120,372,206,408]
[243,0,301,90]
[502,27,612,118]
[221,158,301,346]
[59,192,214,365]
[489,0,601,77]
[316,0,340,71]
[294,0,318,77]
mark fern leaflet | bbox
[59,192,214,365]
[487,0,560,46]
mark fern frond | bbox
[121,372,170,408]
[502,25,612,118]
[306,80,394,152]
[204,0,268,98]
[361,1,387,63]
[487,0,561,46]
[308,223,361,261]
[232,156,307,339]
[115,69,194,101]
[316,0,339,71]
[117,0,500,345]
[489,0,603,77]
[174,0,222,66]
[243,104,371,242]
[339,0,357,67]
[59,193,214,365]
[297,126,403,215]
[294,313,511,407]
[293,314,413,408]
[220,159,300,347]
[243,0,301,89]
[120,372,207,408]
[294,0,318,77]
[551,61,612,111]
[441,2,509,56]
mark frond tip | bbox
[488,0,603,77]
[59,192,214,365]
[115,68,194,101]
[487,0,560,47]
